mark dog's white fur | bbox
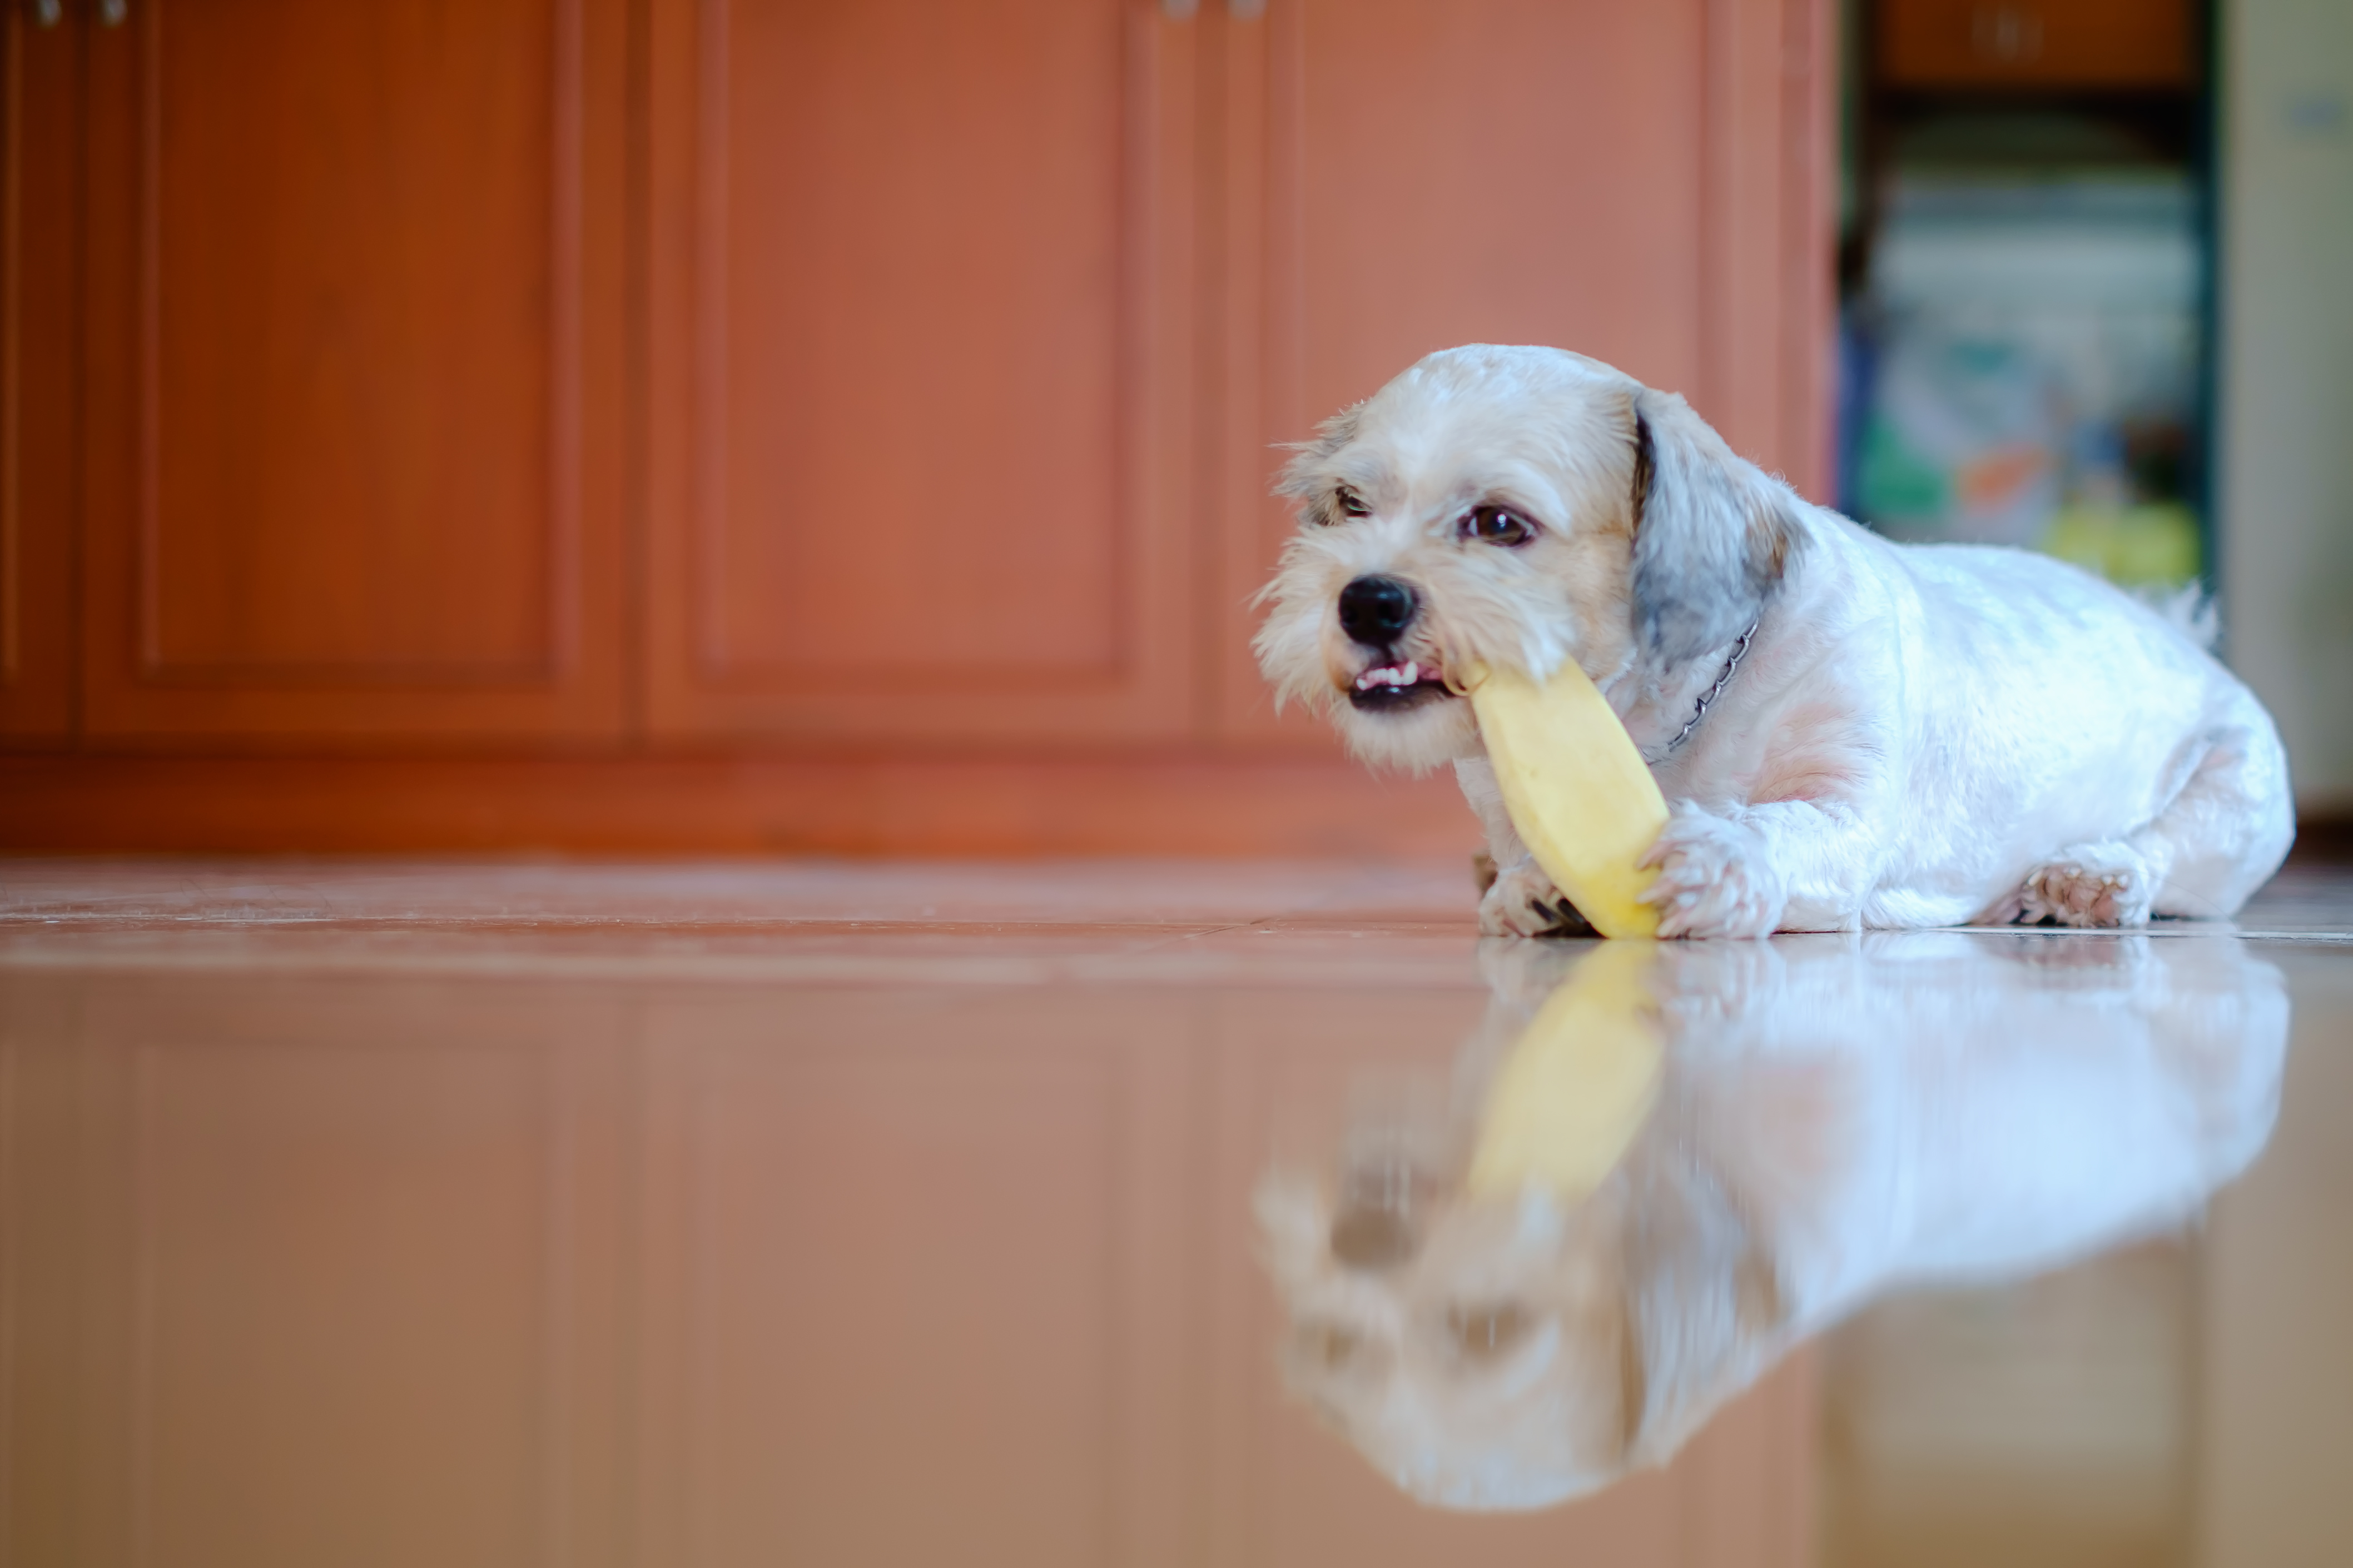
[1255,346,2295,937]
[1256,934,2286,1509]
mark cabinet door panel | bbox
[647,0,1199,744]
[80,0,627,741]
[1213,0,1832,741]
[0,9,77,741]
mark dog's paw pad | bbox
[2018,845,2155,928]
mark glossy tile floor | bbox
[2,856,2349,1568]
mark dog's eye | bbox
[1461,505,1536,546]
[1333,486,1371,520]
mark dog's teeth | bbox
[1403,661,1418,684]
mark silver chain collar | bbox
[1641,619,1758,766]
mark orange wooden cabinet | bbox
[1879,0,2196,89]
[0,0,1833,850]
[642,0,1833,753]
[76,0,632,744]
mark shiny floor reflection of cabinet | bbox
[2,856,2349,1568]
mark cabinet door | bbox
[1212,0,1833,742]
[78,0,629,743]
[0,7,77,742]
[644,0,1200,745]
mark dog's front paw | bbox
[2017,842,2155,928]
[1637,809,1787,938]
[1478,858,1596,938]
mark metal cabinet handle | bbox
[1160,0,1263,17]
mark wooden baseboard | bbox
[0,753,1483,858]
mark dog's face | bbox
[1253,345,1794,771]
[1257,1167,1639,1510]
[1256,1144,1786,1511]
[1253,942,1798,1510]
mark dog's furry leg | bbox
[1640,800,1879,937]
[1639,808,1788,938]
[1455,756,1594,937]
[1482,860,1597,937]
[2126,708,2296,920]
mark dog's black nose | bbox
[1329,1153,1429,1272]
[1329,1202,1417,1271]
[1337,575,1418,646]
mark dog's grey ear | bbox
[1629,389,1796,665]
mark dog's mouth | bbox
[1348,659,1455,714]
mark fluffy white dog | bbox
[1255,345,2294,937]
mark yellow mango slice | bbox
[1467,942,1664,1201]
[1467,660,1667,939]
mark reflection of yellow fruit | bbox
[2042,504,2201,586]
[1468,943,1664,1201]
[1468,660,1666,939]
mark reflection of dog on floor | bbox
[1254,935,2285,1510]
[1253,346,2294,937]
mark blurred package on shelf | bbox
[1844,173,2203,586]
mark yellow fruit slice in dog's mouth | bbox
[1466,659,1667,939]
[1467,941,1664,1200]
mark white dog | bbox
[1254,345,2294,937]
